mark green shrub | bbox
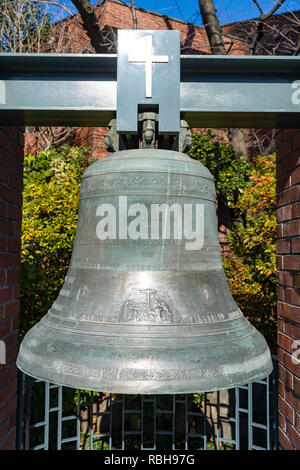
[188,130,252,208]
[189,132,276,351]
[224,154,276,351]
[20,145,92,337]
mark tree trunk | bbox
[198,0,248,158]
[198,0,226,55]
[228,128,248,158]
[71,0,107,53]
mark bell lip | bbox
[16,360,273,395]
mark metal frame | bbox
[1,53,300,128]
[17,361,278,451]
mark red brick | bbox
[292,202,300,219]
[277,256,284,270]
[278,378,285,398]
[0,394,17,424]
[285,288,300,306]
[0,183,16,204]
[278,394,295,424]
[278,318,285,333]
[277,140,292,159]
[0,126,21,451]
[276,223,283,238]
[6,269,20,285]
[277,239,291,254]
[294,306,300,323]
[14,222,21,237]
[11,316,18,331]
[5,127,18,140]
[278,301,293,320]
[291,165,300,185]
[277,140,292,162]
[0,417,13,439]
[292,131,300,151]
[0,236,6,251]
[292,238,300,254]
[278,331,295,353]
[277,205,292,222]
[296,413,300,433]
[282,129,298,144]
[285,271,295,287]
[7,237,20,253]
[294,274,300,289]
[4,301,19,318]
[0,202,5,218]
[0,166,10,185]
[286,421,300,448]
[5,346,17,364]
[284,255,300,271]
[277,285,285,301]
[282,185,300,205]
[277,270,285,285]
[277,347,285,364]
[0,132,9,151]
[0,219,14,237]
[0,319,10,337]
[285,322,300,340]
[278,410,286,431]
[6,204,21,221]
[0,427,16,450]
[278,363,294,389]
[8,173,23,192]
[0,364,17,388]
[282,153,300,173]
[0,379,17,405]
[277,174,291,192]
[283,220,300,238]
[13,284,20,299]
[0,286,12,303]
[3,332,18,350]
[295,376,300,396]
[279,428,295,449]
[284,351,300,378]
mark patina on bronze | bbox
[17,149,273,393]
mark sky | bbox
[53,0,300,25]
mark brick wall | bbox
[100,0,248,55]
[73,127,108,160]
[0,127,24,450]
[276,129,300,450]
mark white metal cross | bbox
[128,35,169,98]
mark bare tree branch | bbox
[131,0,137,29]
[250,0,287,54]
[252,0,264,16]
[293,24,300,55]
[28,0,76,18]
[118,0,138,29]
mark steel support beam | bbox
[1,53,300,128]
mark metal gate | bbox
[16,359,278,451]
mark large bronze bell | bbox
[17,149,272,393]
